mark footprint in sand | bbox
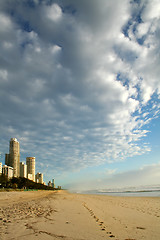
[83,203,117,238]
[125,239,136,240]
[136,226,146,230]
[101,228,105,231]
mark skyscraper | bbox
[26,157,35,182]
[20,162,27,178]
[5,138,20,177]
[52,179,55,188]
[0,162,2,174]
[5,154,10,166]
[2,165,13,179]
[36,172,43,184]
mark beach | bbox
[0,190,160,240]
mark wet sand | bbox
[0,190,160,240]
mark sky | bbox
[0,0,160,191]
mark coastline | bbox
[79,190,160,197]
[0,190,160,240]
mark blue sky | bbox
[0,0,160,190]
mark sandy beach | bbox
[0,190,160,240]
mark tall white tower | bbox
[36,172,43,184]
[8,138,20,177]
[26,157,35,182]
[20,162,27,178]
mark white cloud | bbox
[46,3,62,22]
[141,0,160,21]
[105,168,117,175]
[67,163,160,191]
[0,13,12,32]
[0,69,8,81]
[3,41,13,49]
[50,44,61,54]
[136,22,150,38]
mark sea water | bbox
[95,191,160,197]
[76,185,160,197]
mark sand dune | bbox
[0,190,160,240]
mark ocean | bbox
[93,191,160,197]
[75,185,160,197]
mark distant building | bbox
[27,173,33,181]
[3,138,48,186]
[52,179,55,188]
[36,172,43,184]
[5,138,20,177]
[5,154,10,166]
[20,162,27,178]
[0,162,2,174]
[48,180,52,187]
[26,157,35,182]
[2,165,13,179]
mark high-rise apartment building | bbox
[5,138,20,177]
[26,157,35,182]
[48,180,52,187]
[27,173,33,181]
[52,179,55,188]
[20,162,27,178]
[5,154,10,166]
[2,165,13,179]
[36,172,43,184]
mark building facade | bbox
[26,157,35,182]
[52,179,55,188]
[2,165,13,179]
[5,138,20,177]
[5,154,10,166]
[20,162,27,178]
[36,172,43,184]
[27,173,33,181]
[48,180,52,187]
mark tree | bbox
[0,174,9,188]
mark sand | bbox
[0,190,160,240]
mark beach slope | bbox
[0,190,160,240]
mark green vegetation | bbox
[0,175,54,190]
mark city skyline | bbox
[0,0,160,190]
[1,137,46,185]
[1,137,57,187]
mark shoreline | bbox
[0,190,160,239]
[79,190,160,197]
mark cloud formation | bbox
[0,0,160,180]
[66,163,160,191]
